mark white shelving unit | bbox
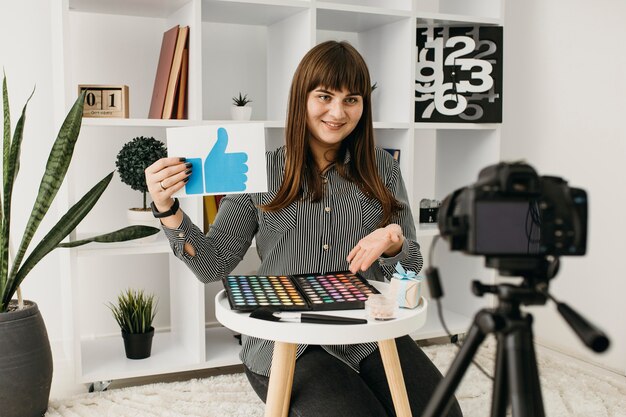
[54,0,504,385]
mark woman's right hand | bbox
[145,157,192,212]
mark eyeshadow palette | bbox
[222,271,380,312]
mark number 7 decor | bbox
[78,85,129,118]
[415,26,502,123]
[166,123,268,196]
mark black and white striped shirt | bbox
[163,146,423,376]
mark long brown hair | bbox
[261,40,401,227]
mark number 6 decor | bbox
[415,26,502,123]
[78,84,129,118]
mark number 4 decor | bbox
[415,26,502,123]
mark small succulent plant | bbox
[232,92,252,107]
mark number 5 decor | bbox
[415,26,502,123]
[78,85,129,118]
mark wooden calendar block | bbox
[78,85,129,118]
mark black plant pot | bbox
[122,327,155,359]
[0,300,53,417]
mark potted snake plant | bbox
[0,75,159,417]
[230,92,252,120]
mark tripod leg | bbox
[490,334,509,417]
[505,315,545,417]
[422,310,496,417]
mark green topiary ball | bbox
[115,136,167,193]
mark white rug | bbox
[46,340,626,417]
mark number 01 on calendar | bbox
[78,85,129,118]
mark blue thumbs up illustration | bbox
[184,127,249,194]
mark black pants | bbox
[244,336,463,417]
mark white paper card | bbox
[166,123,267,197]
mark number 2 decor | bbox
[415,26,502,123]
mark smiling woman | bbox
[143,40,462,417]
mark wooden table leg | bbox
[265,341,297,417]
[378,338,413,417]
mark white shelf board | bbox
[82,118,200,128]
[69,0,189,18]
[416,224,439,237]
[202,0,309,26]
[416,11,501,26]
[373,121,410,130]
[74,235,171,257]
[317,2,411,17]
[205,326,244,367]
[411,306,471,340]
[82,118,288,128]
[414,122,500,130]
[80,331,202,382]
[316,5,409,32]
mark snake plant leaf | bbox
[2,72,10,213]
[1,74,9,289]
[8,91,85,284]
[1,87,33,293]
[57,225,160,248]
[3,170,111,303]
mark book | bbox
[383,148,401,162]
[162,25,189,119]
[203,195,218,233]
[174,47,189,119]
[148,25,179,119]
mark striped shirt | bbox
[163,146,423,376]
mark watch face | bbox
[415,26,503,123]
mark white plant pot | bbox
[231,106,252,121]
[126,208,161,242]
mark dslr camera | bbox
[437,162,587,257]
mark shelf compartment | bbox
[79,329,226,383]
[201,5,312,121]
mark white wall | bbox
[0,0,82,395]
[503,0,626,374]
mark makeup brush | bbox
[250,307,367,325]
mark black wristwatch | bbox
[151,198,180,218]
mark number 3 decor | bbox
[415,26,502,123]
[78,85,129,118]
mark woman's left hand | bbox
[347,224,404,273]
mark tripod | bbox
[422,257,610,417]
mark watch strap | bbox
[151,198,180,218]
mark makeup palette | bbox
[222,271,380,312]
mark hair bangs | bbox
[306,45,370,97]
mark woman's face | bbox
[305,86,363,150]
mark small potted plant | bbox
[231,92,252,120]
[115,136,167,235]
[108,288,158,360]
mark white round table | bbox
[215,281,428,417]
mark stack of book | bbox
[149,25,189,119]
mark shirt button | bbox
[324,206,331,213]
[323,179,328,184]
[322,244,329,251]
[177,232,185,238]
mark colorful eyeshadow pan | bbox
[222,271,379,312]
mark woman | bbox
[146,40,462,417]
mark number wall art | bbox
[415,26,502,123]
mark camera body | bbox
[438,162,587,257]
